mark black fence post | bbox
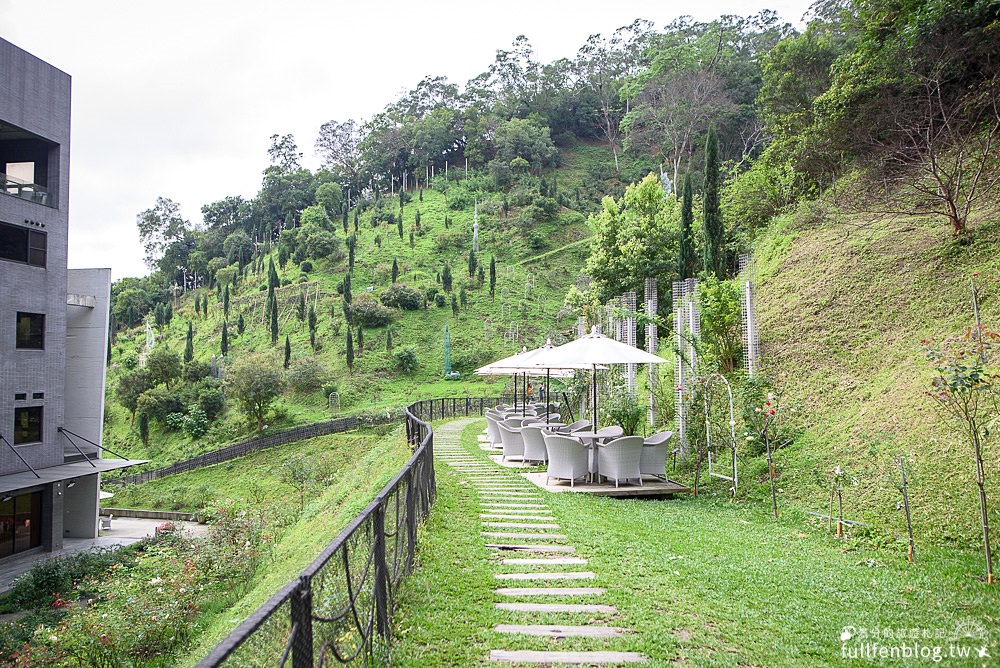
[405,466,416,572]
[373,503,390,641]
[291,577,313,668]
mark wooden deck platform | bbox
[521,472,690,498]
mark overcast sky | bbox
[2,0,813,280]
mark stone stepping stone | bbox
[486,544,576,553]
[501,557,588,566]
[481,514,555,521]
[482,522,562,530]
[482,532,567,540]
[481,503,549,510]
[494,572,595,581]
[495,602,616,613]
[478,491,541,496]
[489,650,646,664]
[494,624,624,638]
[494,587,605,596]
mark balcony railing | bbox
[1,172,51,206]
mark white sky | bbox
[1,0,813,280]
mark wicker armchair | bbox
[641,431,674,480]
[497,422,525,462]
[543,434,589,487]
[521,425,548,464]
[597,436,644,487]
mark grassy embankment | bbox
[391,421,1000,667]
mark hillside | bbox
[102,141,628,466]
[753,206,1000,549]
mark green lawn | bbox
[391,420,1000,667]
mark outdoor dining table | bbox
[571,430,603,482]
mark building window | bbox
[0,492,42,558]
[0,221,46,268]
[15,312,44,349]
[13,406,42,444]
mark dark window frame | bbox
[13,405,42,445]
[15,312,44,349]
[0,221,47,268]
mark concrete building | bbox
[1,38,143,560]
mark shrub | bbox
[394,347,419,373]
[136,387,183,423]
[350,294,392,328]
[287,357,326,392]
[300,260,313,273]
[183,406,209,438]
[434,294,446,307]
[165,411,187,432]
[381,283,422,310]
[183,360,212,383]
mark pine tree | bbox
[489,256,497,299]
[308,304,317,349]
[194,293,201,316]
[138,412,150,446]
[442,264,453,291]
[268,257,279,290]
[679,173,696,279]
[451,293,459,316]
[477,265,485,288]
[397,216,404,239]
[284,335,291,369]
[297,292,305,322]
[468,249,477,277]
[184,321,194,363]
[270,299,279,345]
[347,234,356,270]
[346,326,354,371]
[353,207,359,230]
[342,273,352,304]
[391,258,399,283]
[702,125,725,278]
[357,326,364,355]
[342,206,349,234]
[223,285,230,319]
[221,321,229,356]
[237,312,245,335]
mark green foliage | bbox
[678,173,696,279]
[137,386,184,424]
[225,352,285,432]
[441,264,453,291]
[702,125,725,278]
[287,357,327,393]
[116,368,154,418]
[602,381,646,436]
[381,283,422,310]
[221,320,229,356]
[394,347,419,373]
[284,334,292,369]
[699,276,743,373]
[350,293,393,327]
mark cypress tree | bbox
[397,216,404,239]
[268,257,279,290]
[221,321,229,356]
[284,335,291,369]
[451,293,459,316]
[138,412,149,446]
[477,265,485,287]
[386,327,393,352]
[237,312,245,335]
[679,173,696,279]
[308,304,317,337]
[297,291,305,322]
[347,234,356,269]
[489,256,496,299]
[342,206,349,234]
[270,299,279,345]
[357,326,364,355]
[223,285,230,319]
[353,207,359,230]
[460,285,468,308]
[409,229,415,251]
[442,264,453,291]
[343,273,352,304]
[391,258,399,283]
[415,209,421,227]
[184,321,194,363]
[702,125,725,278]
[468,249,477,277]
[194,293,201,316]
[346,326,354,371]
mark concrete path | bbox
[434,419,647,665]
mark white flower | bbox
[834,466,843,476]
[150,577,162,585]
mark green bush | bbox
[183,406,209,438]
[394,347,419,373]
[381,283,422,310]
[136,387,183,423]
[434,294,446,307]
[350,294,393,328]
[287,357,327,392]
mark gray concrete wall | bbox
[62,473,98,539]
[65,268,112,457]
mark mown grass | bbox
[391,420,1000,667]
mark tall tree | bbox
[357,326,364,355]
[489,257,497,299]
[284,335,292,369]
[270,298,279,345]
[221,321,229,356]
[226,352,285,432]
[346,326,355,372]
[223,285,231,319]
[391,258,399,283]
[308,304,317,350]
[184,321,194,363]
[468,249,477,277]
[268,133,302,172]
[678,173,696,279]
[702,126,725,278]
[136,196,190,271]
[442,264,453,291]
[297,292,306,322]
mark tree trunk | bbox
[972,428,994,583]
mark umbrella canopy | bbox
[527,326,667,428]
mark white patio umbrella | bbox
[475,345,574,415]
[528,325,667,429]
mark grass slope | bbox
[392,421,1000,667]
[753,208,1000,549]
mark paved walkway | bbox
[0,517,207,594]
[434,419,647,665]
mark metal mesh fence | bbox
[196,397,497,667]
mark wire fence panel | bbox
[196,397,497,667]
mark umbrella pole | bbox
[592,365,598,429]
[523,372,527,416]
[546,370,551,425]
[513,373,517,413]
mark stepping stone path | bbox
[434,419,647,665]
